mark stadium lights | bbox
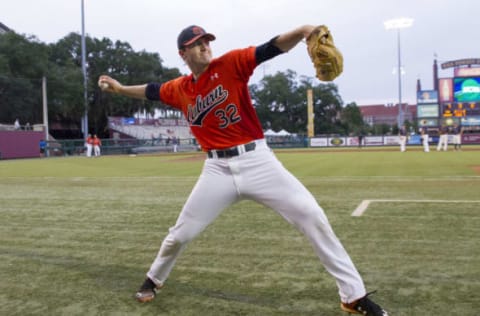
[384,17,414,127]
[81,0,88,140]
[384,18,414,30]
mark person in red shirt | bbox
[85,134,93,157]
[99,25,387,315]
[92,134,102,157]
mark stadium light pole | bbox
[384,17,413,128]
[81,0,88,140]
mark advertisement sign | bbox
[310,138,328,147]
[407,135,422,145]
[417,90,438,104]
[365,136,383,146]
[346,137,360,146]
[462,133,480,144]
[439,78,453,102]
[327,137,346,147]
[441,58,480,69]
[461,116,480,126]
[417,104,439,117]
[122,117,135,125]
[418,118,439,126]
[383,136,399,145]
[454,77,480,102]
[441,117,460,126]
[455,67,480,77]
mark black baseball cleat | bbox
[340,292,388,316]
[135,278,160,303]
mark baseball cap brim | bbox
[182,33,216,48]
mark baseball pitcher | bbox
[99,24,387,316]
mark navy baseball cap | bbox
[177,25,215,49]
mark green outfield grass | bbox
[1,148,479,315]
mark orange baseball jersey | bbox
[93,137,101,146]
[159,47,264,151]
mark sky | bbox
[1,0,479,106]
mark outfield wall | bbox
[309,133,480,147]
[2,132,480,159]
[0,130,44,159]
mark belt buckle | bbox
[245,142,256,152]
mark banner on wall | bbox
[417,90,438,104]
[310,138,328,147]
[417,104,439,117]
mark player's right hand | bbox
[98,75,121,93]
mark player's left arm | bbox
[255,25,316,65]
[273,25,316,52]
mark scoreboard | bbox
[418,65,480,129]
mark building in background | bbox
[359,103,416,127]
[0,22,11,34]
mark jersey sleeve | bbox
[222,47,257,82]
[158,77,189,110]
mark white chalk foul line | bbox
[351,199,480,217]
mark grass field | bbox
[1,147,479,315]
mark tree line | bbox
[0,31,380,139]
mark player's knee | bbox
[291,200,329,226]
[160,234,188,257]
[168,226,198,245]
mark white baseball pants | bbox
[147,139,366,303]
[422,135,430,152]
[85,144,92,157]
[437,135,448,151]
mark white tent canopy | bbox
[276,129,291,136]
[264,129,277,136]
[264,129,291,136]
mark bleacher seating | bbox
[108,117,192,140]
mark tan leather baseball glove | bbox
[306,25,343,81]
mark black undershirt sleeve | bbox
[145,82,161,101]
[255,36,284,65]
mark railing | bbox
[44,138,200,157]
[42,133,480,157]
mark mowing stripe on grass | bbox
[352,199,480,216]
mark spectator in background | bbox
[453,124,463,151]
[151,133,156,146]
[14,118,21,130]
[25,122,32,130]
[172,136,178,153]
[420,127,430,152]
[357,131,364,148]
[398,124,407,152]
[85,134,93,157]
[39,139,46,157]
[93,134,102,157]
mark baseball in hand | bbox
[98,81,109,90]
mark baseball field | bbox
[1,147,479,315]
